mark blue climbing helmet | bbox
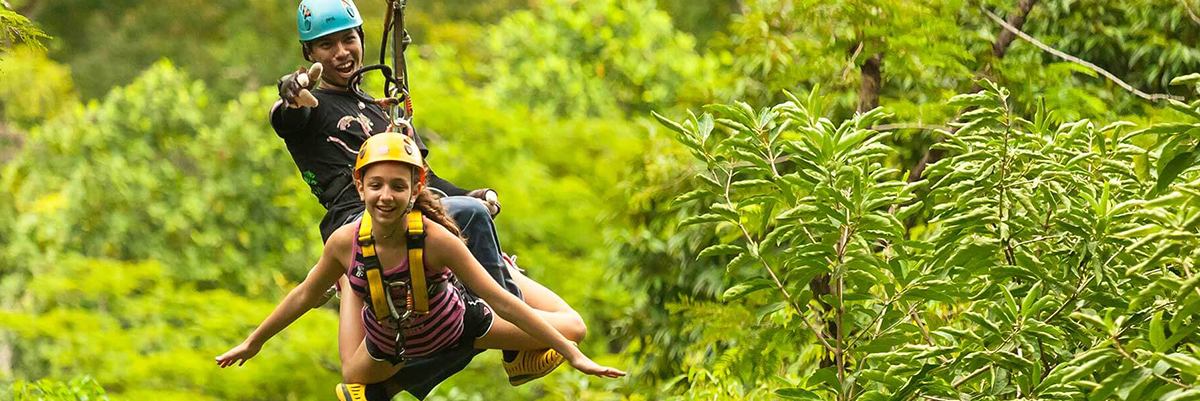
[296,0,364,42]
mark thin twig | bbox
[1180,0,1200,27]
[1112,334,1192,389]
[842,42,865,81]
[922,397,958,401]
[953,364,992,388]
[873,123,953,132]
[1013,233,1066,248]
[836,274,846,401]
[845,294,905,349]
[714,166,839,355]
[982,7,1184,102]
[1044,270,1092,323]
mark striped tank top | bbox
[346,222,465,359]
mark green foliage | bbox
[1033,0,1200,93]
[1,39,645,401]
[655,0,733,46]
[483,0,716,117]
[20,0,324,100]
[645,80,1200,399]
[711,0,973,117]
[11,376,108,401]
[0,257,341,399]
[8,0,1200,399]
[0,5,47,51]
[996,0,1200,121]
[0,61,322,296]
[0,46,77,127]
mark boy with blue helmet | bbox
[269,0,578,399]
[297,0,363,42]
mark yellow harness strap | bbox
[357,214,393,322]
[406,210,429,314]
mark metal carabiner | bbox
[383,278,414,322]
[382,287,403,321]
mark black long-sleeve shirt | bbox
[270,88,469,241]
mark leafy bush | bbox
[0,46,77,128]
[483,0,716,117]
[10,376,108,401]
[0,257,341,400]
[643,80,1200,399]
[0,61,322,296]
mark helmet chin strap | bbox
[404,198,416,215]
[404,173,421,214]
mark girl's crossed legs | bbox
[340,264,587,384]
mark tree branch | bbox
[1112,333,1192,389]
[981,7,1184,102]
[858,53,883,112]
[906,1,1042,187]
[992,0,1039,59]
[714,167,839,355]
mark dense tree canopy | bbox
[3,0,1200,400]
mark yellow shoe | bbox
[336,383,365,401]
[336,382,388,401]
[503,348,565,386]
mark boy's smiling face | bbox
[306,28,362,88]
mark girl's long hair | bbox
[413,188,464,241]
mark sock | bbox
[364,382,388,401]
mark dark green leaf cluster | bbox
[647,80,1200,400]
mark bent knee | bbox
[443,196,489,219]
[563,311,587,342]
[342,369,362,384]
[442,196,491,227]
[343,365,393,385]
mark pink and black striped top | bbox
[346,223,464,359]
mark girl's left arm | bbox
[426,220,624,378]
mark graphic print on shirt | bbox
[303,171,321,196]
[330,113,375,154]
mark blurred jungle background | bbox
[5,0,1200,400]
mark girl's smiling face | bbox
[356,161,419,226]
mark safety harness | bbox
[355,209,435,358]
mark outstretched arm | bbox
[216,228,350,368]
[426,219,624,379]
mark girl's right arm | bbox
[215,227,351,368]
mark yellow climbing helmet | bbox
[354,132,426,185]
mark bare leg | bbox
[338,276,366,370]
[473,309,587,350]
[508,264,587,341]
[342,340,407,384]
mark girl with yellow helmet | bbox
[270,0,589,398]
[216,133,625,398]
